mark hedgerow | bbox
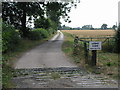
[114,25,120,53]
[28,28,49,40]
[2,23,20,53]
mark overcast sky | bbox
[60,0,120,28]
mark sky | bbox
[60,0,120,28]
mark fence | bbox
[73,35,115,66]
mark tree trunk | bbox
[21,2,28,38]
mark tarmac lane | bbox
[14,30,77,69]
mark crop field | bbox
[61,30,115,37]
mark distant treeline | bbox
[60,27,113,30]
[59,24,117,30]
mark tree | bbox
[45,2,77,31]
[2,2,44,37]
[2,1,79,37]
[115,25,120,53]
[82,25,93,30]
[112,25,117,30]
[101,24,107,29]
[34,17,51,29]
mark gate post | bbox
[84,42,88,64]
[73,36,79,55]
[91,50,97,66]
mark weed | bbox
[50,72,61,80]
[106,62,112,67]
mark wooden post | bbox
[73,36,79,55]
[84,42,88,64]
[91,50,97,66]
[108,38,110,46]
[91,38,92,41]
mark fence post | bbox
[91,50,97,66]
[108,38,110,46]
[84,42,88,64]
[73,36,79,55]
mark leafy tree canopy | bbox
[2,1,79,37]
[101,24,108,29]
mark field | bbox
[61,30,115,37]
[61,30,118,79]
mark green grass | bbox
[2,64,14,88]
[97,52,118,78]
[62,32,118,79]
[62,32,86,66]
[50,72,61,80]
[2,33,55,88]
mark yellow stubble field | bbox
[61,30,116,37]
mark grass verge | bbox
[62,31,118,80]
[2,33,55,88]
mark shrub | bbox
[48,19,57,34]
[38,28,49,38]
[102,41,115,53]
[114,25,120,53]
[28,28,49,40]
[2,23,20,53]
[27,31,42,40]
[48,27,54,35]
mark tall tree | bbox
[115,25,120,53]
[112,25,117,30]
[2,1,79,37]
[34,17,51,29]
[101,24,108,29]
[2,2,44,37]
[45,2,77,30]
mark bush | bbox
[114,25,120,53]
[39,28,49,38]
[28,28,49,40]
[2,23,20,53]
[48,27,54,35]
[27,31,42,40]
[48,19,57,34]
[102,41,115,53]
